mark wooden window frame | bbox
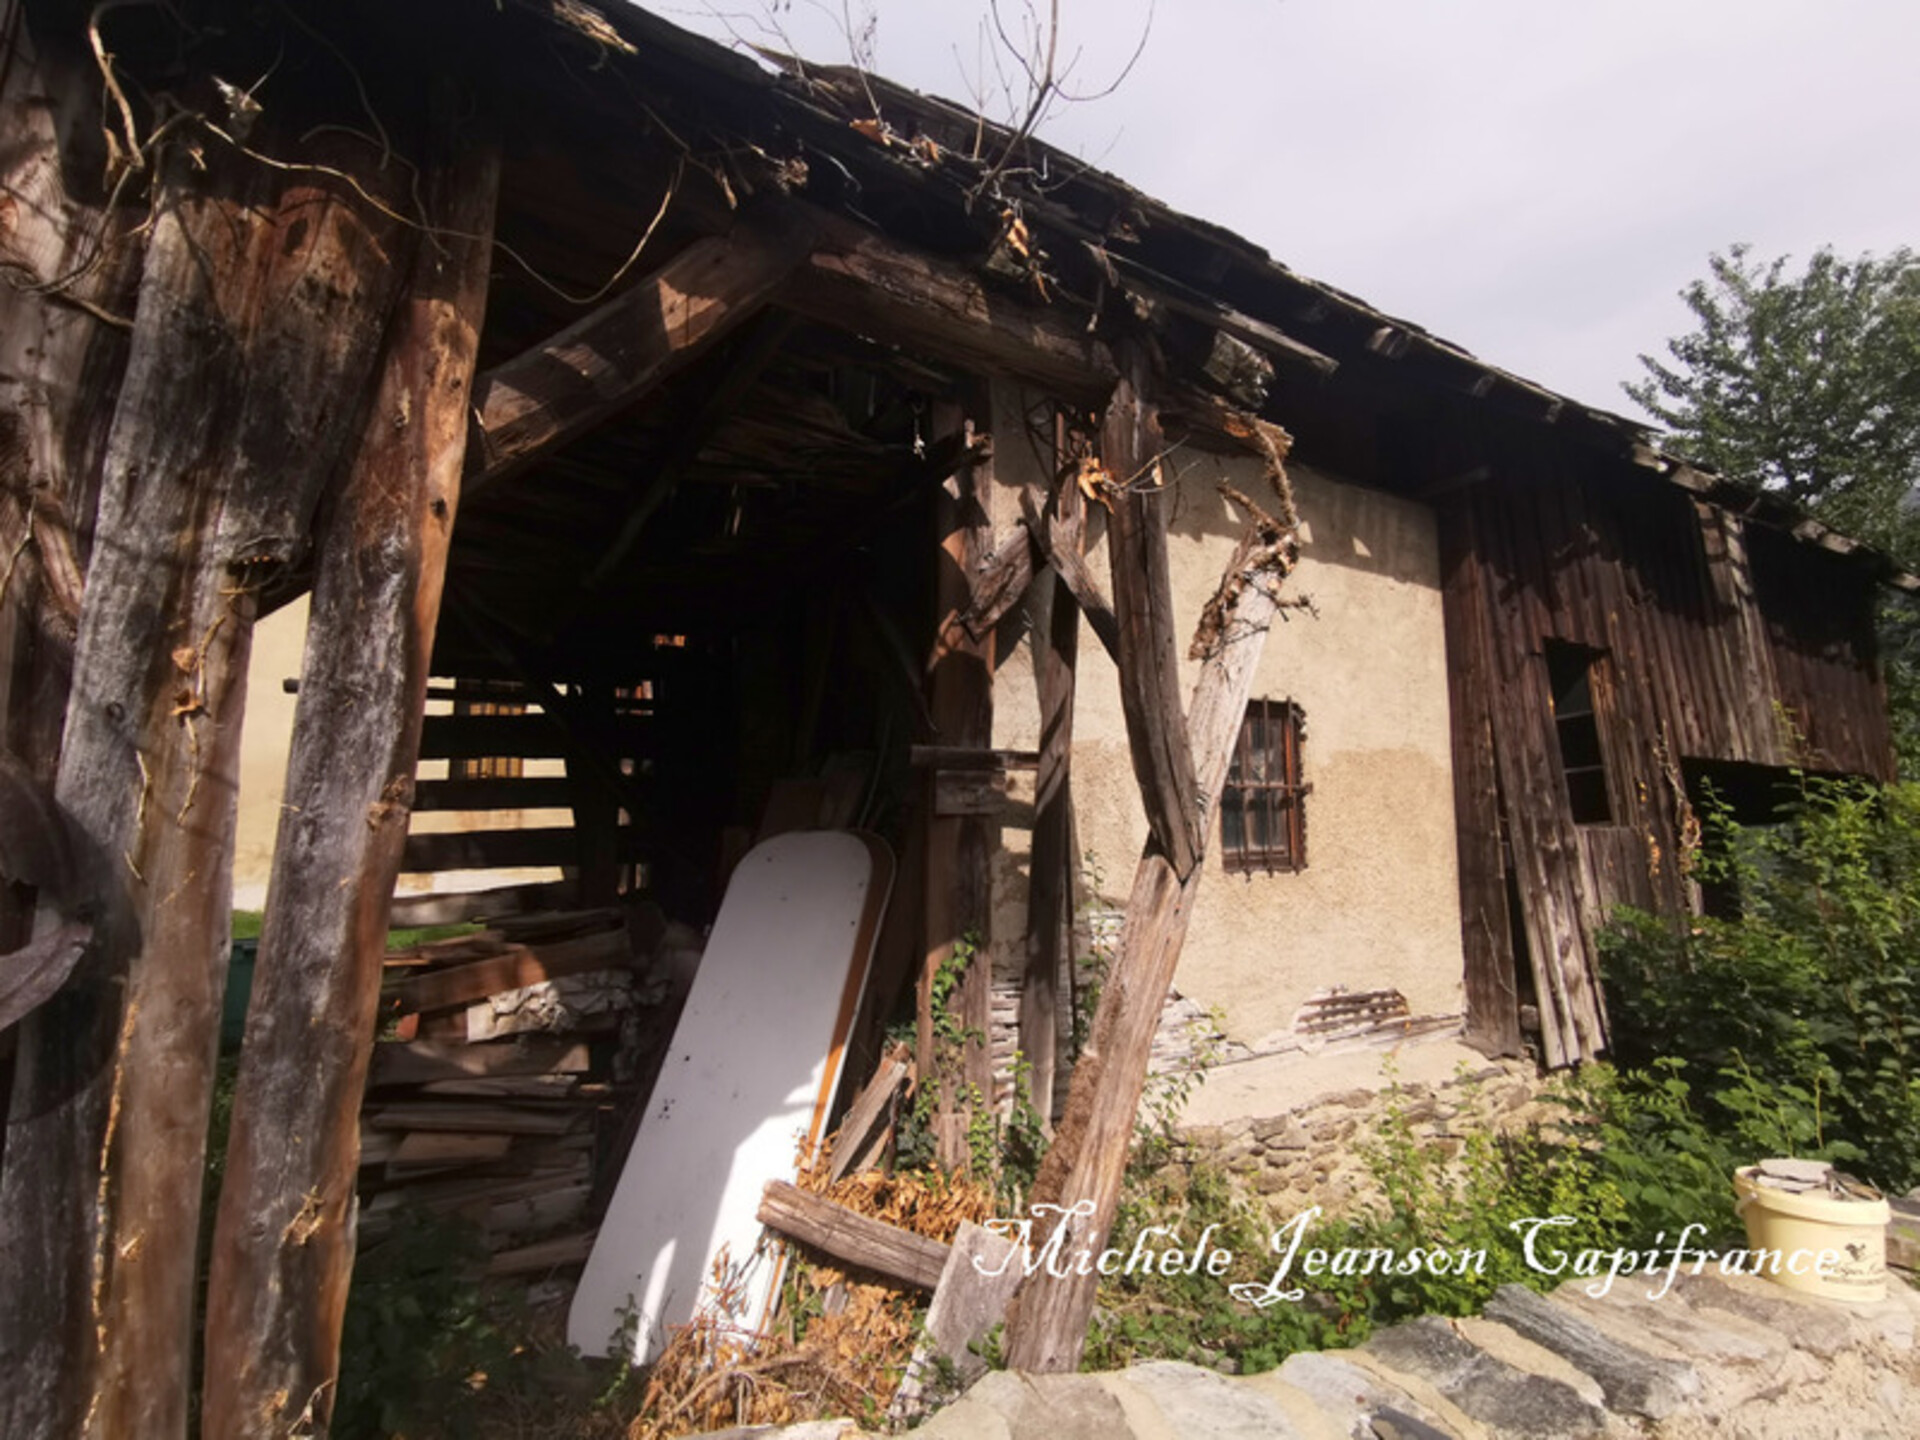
[1220,698,1308,875]
[1542,640,1612,826]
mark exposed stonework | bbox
[1166,1053,1555,1219]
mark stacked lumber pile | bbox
[357,906,693,1277]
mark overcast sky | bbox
[656,0,1920,423]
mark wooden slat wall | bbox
[1441,428,1892,1063]
[402,678,650,883]
[1746,524,1895,779]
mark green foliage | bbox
[1088,1149,1355,1373]
[335,1214,511,1438]
[1548,1062,1746,1247]
[1089,1067,1721,1376]
[1601,775,1920,1190]
[334,1213,640,1439]
[894,934,985,1174]
[1626,244,1920,561]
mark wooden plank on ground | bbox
[757,1181,949,1292]
[389,1132,515,1168]
[891,1222,1024,1418]
[828,1054,909,1181]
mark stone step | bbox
[1482,1282,1700,1419]
[1360,1315,1610,1439]
[1274,1349,1472,1438]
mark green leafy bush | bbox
[1601,777,1920,1189]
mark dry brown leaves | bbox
[626,1147,997,1439]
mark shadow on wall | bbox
[1163,452,1441,592]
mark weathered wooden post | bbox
[1004,381,1300,1370]
[921,397,998,1169]
[0,84,411,1436]
[1020,478,1084,1121]
[202,91,499,1440]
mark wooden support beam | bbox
[920,397,996,1171]
[777,205,1116,405]
[0,14,140,1234]
[1021,461,1086,1119]
[201,103,499,1440]
[561,683,625,906]
[757,1180,949,1291]
[957,530,1038,643]
[466,215,813,493]
[0,111,416,1434]
[1020,480,1122,666]
[1103,251,1338,379]
[1101,361,1203,879]
[1004,421,1301,1373]
[0,10,139,814]
[1437,502,1523,1059]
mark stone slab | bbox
[1484,1283,1699,1418]
[1275,1349,1469,1439]
[1235,1370,1362,1440]
[1113,1360,1317,1439]
[1452,1318,1606,1409]
[928,1371,1131,1440]
[1363,1316,1609,1438]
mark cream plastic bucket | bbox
[1733,1165,1888,1303]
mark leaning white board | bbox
[569,830,892,1362]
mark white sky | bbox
[656,0,1920,422]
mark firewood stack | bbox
[356,906,698,1277]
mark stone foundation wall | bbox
[1170,1057,1559,1217]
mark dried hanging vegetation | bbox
[1191,413,1312,660]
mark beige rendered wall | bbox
[993,450,1464,1068]
[234,597,307,910]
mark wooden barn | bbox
[0,0,1903,1433]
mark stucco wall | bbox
[234,597,306,909]
[993,451,1465,1065]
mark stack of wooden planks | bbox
[357,907,665,1276]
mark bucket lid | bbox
[1743,1159,1884,1202]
